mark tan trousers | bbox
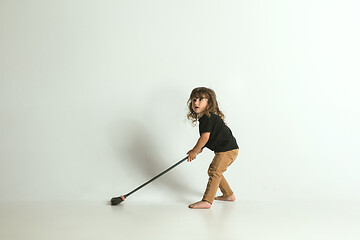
[202,149,239,204]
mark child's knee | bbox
[207,166,215,176]
[207,168,222,178]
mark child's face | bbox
[191,95,208,115]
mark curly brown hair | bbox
[187,87,225,125]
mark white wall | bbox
[0,0,359,202]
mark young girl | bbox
[187,87,239,209]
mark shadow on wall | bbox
[109,119,201,203]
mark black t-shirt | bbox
[199,113,238,152]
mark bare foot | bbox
[214,194,236,201]
[188,201,211,209]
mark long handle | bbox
[124,156,188,197]
[111,156,188,205]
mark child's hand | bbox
[187,149,197,162]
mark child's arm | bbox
[187,132,210,162]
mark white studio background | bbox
[0,0,359,202]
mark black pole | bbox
[111,156,188,205]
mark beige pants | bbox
[202,149,239,204]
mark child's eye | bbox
[192,98,206,102]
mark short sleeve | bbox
[199,115,213,134]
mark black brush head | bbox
[111,196,125,205]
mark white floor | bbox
[1,200,359,240]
